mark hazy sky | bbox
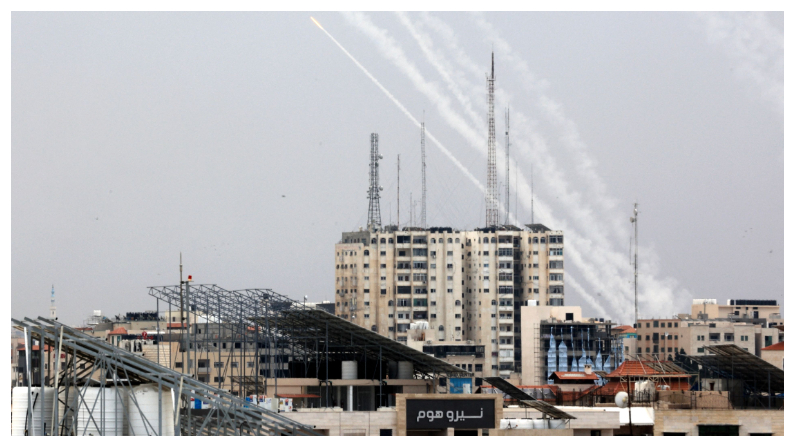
[11,12,783,326]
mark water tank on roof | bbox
[12,386,55,436]
[341,361,358,380]
[397,361,414,379]
[77,387,125,436]
[127,384,174,436]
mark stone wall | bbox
[654,409,784,436]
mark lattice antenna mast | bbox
[485,52,498,227]
[367,133,383,230]
[504,107,510,225]
[421,114,427,229]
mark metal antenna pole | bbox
[397,154,400,230]
[486,52,498,227]
[531,164,534,225]
[179,253,184,379]
[367,133,383,231]
[629,202,638,329]
[504,107,510,225]
[421,114,427,229]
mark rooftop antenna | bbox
[531,163,534,224]
[410,192,413,228]
[421,111,427,229]
[504,107,510,225]
[485,52,498,227]
[630,203,639,329]
[397,154,400,230]
[367,133,383,231]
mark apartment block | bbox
[334,223,563,379]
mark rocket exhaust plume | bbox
[310,16,324,30]
[308,16,483,191]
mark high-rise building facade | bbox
[334,223,563,378]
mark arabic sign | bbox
[406,399,495,429]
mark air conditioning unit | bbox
[426,340,433,345]
[466,340,474,345]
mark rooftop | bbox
[605,360,691,379]
[108,327,128,335]
[761,341,783,351]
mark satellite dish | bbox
[615,391,629,408]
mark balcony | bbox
[499,306,513,312]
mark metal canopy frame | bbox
[250,307,470,377]
[12,316,320,436]
[483,377,576,420]
[148,284,469,377]
[685,344,784,397]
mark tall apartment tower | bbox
[334,224,563,379]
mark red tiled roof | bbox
[17,345,51,351]
[167,323,186,329]
[613,325,635,333]
[108,327,128,335]
[549,371,599,381]
[762,341,783,351]
[606,361,691,379]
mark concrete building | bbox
[335,223,564,379]
[519,305,621,386]
[637,297,783,358]
[760,341,783,369]
[691,298,781,325]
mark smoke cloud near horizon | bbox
[341,11,699,322]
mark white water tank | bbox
[533,419,547,429]
[127,384,174,436]
[397,361,414,379]
[548,419,566,429]
[341,361,358,380]
[58,386,77,435]
[12,386,55,436]
[77,387,125,436]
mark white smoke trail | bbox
[411,12,685,320]
[349,12,687,321]
[342,12,643,320]
[694,12,783,117]
[309,16,483,194]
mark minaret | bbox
[485,52,498,227]
[49,285,57,319]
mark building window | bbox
[653,321,659,328]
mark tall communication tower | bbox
[49,284,56,320]
[485,52,498,227]
[420,116,427,229]
[504,107,510,225]
[367,133,383,230]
